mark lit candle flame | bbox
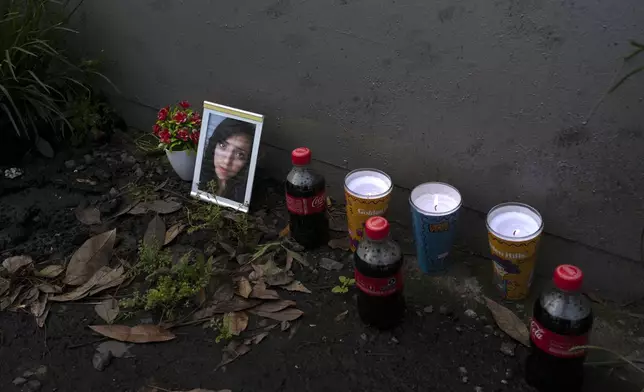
[513,229,520,236]
[434,194,439,211]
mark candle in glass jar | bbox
[486,203,543,241]
[410,182,462,215]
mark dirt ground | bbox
[0,133,641,392]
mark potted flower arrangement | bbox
[153,100,202,181]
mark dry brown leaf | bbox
[36,283,62,294]
[13,286,39,309]
[280,320,291,331]
[36,304,51,327]
[0,277,9,296]
[265,271,294,287]
[2,255,33,274]
[164,223,186,246]
[51,266,122,302]
[212,283,235,303]
[252,332,269,345]
[0,284,23,310]
[328,237,351,251]
[124,202,147,215]
[89,324,176,343]
[64,229,116,286]
[236,253,251,265]
[279,225,290,238]
[235,278,252,299]
[95,298,120,324]
[194,296,261,319]
[30,293,48,318]
[223,312,249,336]
[75,206,101,225]
[484,296,530,347]
[281,280,312,294]
[250,300,296,313]
[285,250,309,267]
[284,253,293,272]
[147,199,182,214]
[335,310,349,322]
[251,308,303,322]
[216,340,251,370]
[89,266,126,296]
[34,265,65,278]
[144,215,166,251]
[584,292,606,305]
[250,259,283,280]
[249,282,280,300]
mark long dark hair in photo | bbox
[201,117,255,202]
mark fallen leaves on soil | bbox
[223,312,249,336]
[328,237,351,251]
[96,340,134,358]
[319,258,343,271]
[95,298,120,324]
[164,223,186,246]
[194,296,261,319]
[250,300,296,313]
[2,255,33,274]
[250,308,303,322]
[64,229,116,286]
[235,278,252,298]
[147,199,183,214]
[52,266,124,302]
[249,282,280,300]
[89,324,176,343]
[216,340,251,370]
[34,265,64,278]
[484,296,530,347]
[335,310,349,322]
[144,215,166,251]
[285,249,309,267]
[281,280,311,294]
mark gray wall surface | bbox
[71,1,643,267]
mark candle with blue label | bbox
[409,182,462,274]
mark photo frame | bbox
[191,101,264,213]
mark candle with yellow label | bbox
[344,169,393,251]
[486,202,544,300]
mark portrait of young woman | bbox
[191,102,264,213]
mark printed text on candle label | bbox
[489,243,527,260]
[429,221,449,232]
[357,208,386,216]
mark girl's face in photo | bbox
[213,133,252,180]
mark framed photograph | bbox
[191,101,264,213]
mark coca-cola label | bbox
[354,269,403,297]
[286,191,326,215]
[530,318,588,358]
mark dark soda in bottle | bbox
[526,264,593,392]
[285,147,329,249]
[354,216,404,329]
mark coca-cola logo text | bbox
[311,195,325,209]
[530,320,544,340]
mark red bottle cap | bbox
[553,264,583,292]
[291,147,311,165]
[365,216,390,240]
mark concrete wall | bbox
[71,0,644,294]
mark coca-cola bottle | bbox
[526,264,593,392]
[285,147,329,249]
[354,216,404,329]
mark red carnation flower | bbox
[190,112,202,126]
[190,131,200,144]
[157,107,169,121]
[159,129,171,144]
[173,111,188,124]
[177,128,189,141]
[152,124,161,136]
[179,100,190,109]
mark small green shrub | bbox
[121,242,213,320]
[332,275,355,294]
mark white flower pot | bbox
[166,150,196,182]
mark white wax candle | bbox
[487,203,543,241]
[345,169,392,199]
[410,182,462,216]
